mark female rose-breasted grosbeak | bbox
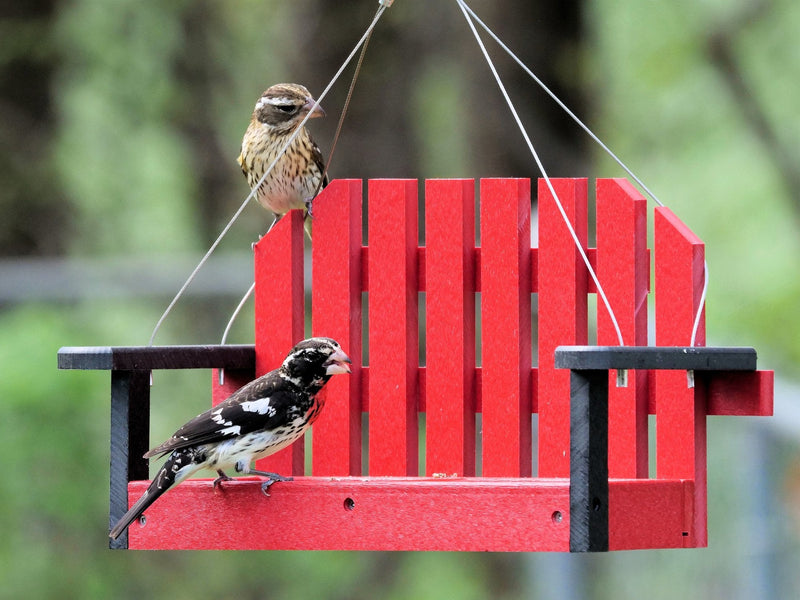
[109,337,351,540]
[238,83,328,237]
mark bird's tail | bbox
[109,448,195,540]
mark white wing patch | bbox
[211,407,233,427]
[218,425,241,437]
[240,397,276,417]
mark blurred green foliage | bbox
[1,0,798,599]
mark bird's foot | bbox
[252,214,281,248]
[304,197,314,220]
[212,470,233,490]
[248,470,293,496]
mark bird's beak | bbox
[324,348,352,375]
[303,98,326,119]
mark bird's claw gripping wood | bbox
[259,473,293,496]
[212,470,233,489]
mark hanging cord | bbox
[148,2,391,347]
[457,0,625,347]
[457,0,710,348]
[457,1,664,210]
[217,7,378,384]
[690,260,708,347]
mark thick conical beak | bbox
[303,97,325,119]
[324,347,351,375]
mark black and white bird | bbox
[109,337,351,540]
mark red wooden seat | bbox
[58,177,773,551]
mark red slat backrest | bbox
[480,178,532,477]
[425,179,476,477]
[654,206,708,546]
[223,177,767,494]
[252,210,306,476]
[311,179,363,476]
[366,180,419,476]
[537,178,588,477]
[596,179,649,478]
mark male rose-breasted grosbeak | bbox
[238,83,328,237]
[109,337,351,540]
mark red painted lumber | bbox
[367,179,419,476]
[425,179,477,477]
[211,369,255,406]
[126,477,570,551]
[654,206,707,547]
[480,178,532,477]
[608,479,695,550]
[596,178,649,478]
[253,211,306,476]
[311,180,363,476]
[704,369,774,416]
[537,178,588,477]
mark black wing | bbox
[144,371,303,458]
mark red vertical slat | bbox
[368,179,419,476]
[311,179,363,476]
[596,178,649,478]
[654,206,707,546]
[480,178,532,477]
[211,369,254,407]
[537,178,588,477]
[253,210,306,475]
[425,179,476,477]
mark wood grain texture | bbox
[311,180,364,476]
[425,179,476,477]
[367,179,419,476]
[480,178,532,477]
[253,211,305,476]
[126,477,569,551]
[537,178,588,477]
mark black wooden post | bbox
[568,368,609,552]
[556,345,760,553]
[109,370,150,550]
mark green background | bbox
[1,1,798,598]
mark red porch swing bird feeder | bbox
[59,176,773,551]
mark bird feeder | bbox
[58,177,773,551]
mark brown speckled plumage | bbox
[238,83,327,236]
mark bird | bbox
[109,337,351,540]
[238,83,328,238]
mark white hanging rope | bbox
[457,0,625,347]
[148,2,391,346]
[457,1,664,210]
[690,260,708,347]
[220,281,255,346]
[457,0,711,348]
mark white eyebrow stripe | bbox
[256,96,299,110]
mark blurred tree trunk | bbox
[283,0,588,200]
[0,0,71,256]
[468,0,588,182]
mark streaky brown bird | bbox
[238,83,327,237]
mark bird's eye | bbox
[275,104,297,113]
